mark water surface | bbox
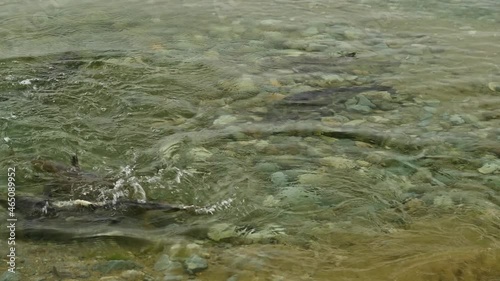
[1,0,499,280]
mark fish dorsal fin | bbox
[71,154,79,168]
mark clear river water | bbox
[0,0,499,280]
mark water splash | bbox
[193,197,235,215]
[93,165,147,204]
[87,161,238,215]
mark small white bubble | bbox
[41,201,49,215]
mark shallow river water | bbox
[0,0,499,280]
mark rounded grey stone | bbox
[0,272,19,281]
[423,106,437,114]
[154,254,172,271]
[164,275,184,281]
[302,26,319,36]
[449,114,465,125]
[347,104,372,114]
[271,171,288,187]
[207,223,237,241]
[255,162,280,173]
[356,95,376,108]
[93,260,141,274]
[184,255,208,274]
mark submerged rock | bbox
[94,260,142,274]
[478,163,499,174]
[50,261,91,279]
[184,255,208,274]
[278,185,320,206]
[99,277,122,281]
[346,104,372,114]
[213,115,238,127]
[154,255,175,272]
[297,173,331,186]
[255,162,281,173]
[319,156,357,169]
[154,254,184,278]
[449,114,465,126]
[433,195,454,207]
[207,223,238,241]
[164,275,184,281]
[235,75,259,94]
[0,272,19,281]
[120,270,145,281]
[271,171,289,187]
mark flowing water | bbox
[0,0,499,280]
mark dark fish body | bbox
[281,85,394,106]
[31,156,115,199]
[0,196,188,220]
[0,196,196,242]
[267,85,395,121]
